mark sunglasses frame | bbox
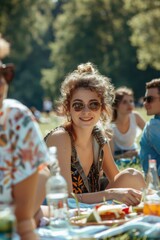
[0,63,15,84]
[143,95,160,104]
[72,101,102,112]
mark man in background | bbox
[140,78,160,178]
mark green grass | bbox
[136,107,151,122]
[39,112,65,137]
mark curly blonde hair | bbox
[57,62,115,125]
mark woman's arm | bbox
[33,166,50,226]
[33,166,50,214]
[13,171,39,239]
[134,111,146,130]
[102,143,119,181]
[75,187,142,206]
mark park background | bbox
[0,0,160,111]
[1,3,159,238]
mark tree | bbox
[0,0,54,109]
[42,0,150,101]
[124,0,160,70]
[1,0,159,106]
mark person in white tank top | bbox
[110,87,145,162]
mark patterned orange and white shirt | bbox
[0,99,49,203]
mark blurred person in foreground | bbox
[45,62,146,206]
[0,35,50,239]
[110,87,145,165]
[140,78,160,179]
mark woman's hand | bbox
[109,188,142,206]
[123,150,138,158]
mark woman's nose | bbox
[82,105,91,112]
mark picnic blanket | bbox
[67,197,122,209]
[37,215,160,239]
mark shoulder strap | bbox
[92,126,107,172]
[92,126,108,147]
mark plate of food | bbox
[69,204,138,227]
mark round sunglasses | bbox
[0,63,15,84]
[72,101,102,112]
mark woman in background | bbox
[110,87,145,164]
[45,62,146,206]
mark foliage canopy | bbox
[0,0,159,108]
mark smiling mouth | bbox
[79,117,93,121]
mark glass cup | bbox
[143,200,160,216]
[143,190,160,216]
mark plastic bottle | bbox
[143,159,160,216]
[46,147,69,233]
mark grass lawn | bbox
[136,107,151,122]
[39,112,65,137]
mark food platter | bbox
[70,216,130,227]
[69,203,144,227]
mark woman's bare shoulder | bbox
[45,127,70,147]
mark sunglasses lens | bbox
[72,102,84,111]
[72,101,101,111]
[143,97,147,102]
[144,96,153,103]
[89,101,101,111]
